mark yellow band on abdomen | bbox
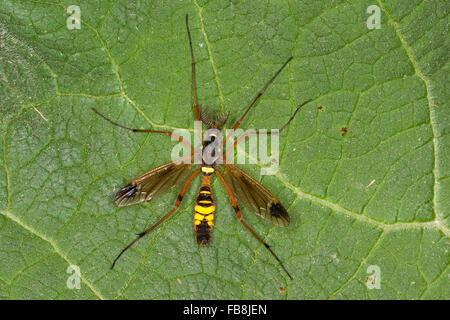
[195,205,215,214]
[201,167,215,174]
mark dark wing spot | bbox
[269,202,287,218]
[115,183,137,201]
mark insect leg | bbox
[185,14,200,122]
[92,108,194,153]
[111,168,201,269]
[186,14,203,155]
[215,170,293,280]
[223,99,312,161]
[277,99,312,133]
[224,57,293,145]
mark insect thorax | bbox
[201,129,223,167]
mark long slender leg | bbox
[185,14,200,122]
[186,14,203,162]
[223,99,312,162]
[111,168,201,269]
[92,108,194,154]
[224,57,293,144]
[215,170,293,280]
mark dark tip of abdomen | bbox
[196,236,211,246]
[195,221,211,246]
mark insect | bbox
[92,14,311,280]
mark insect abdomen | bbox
[194,179,215,245]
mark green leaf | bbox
[0,0,448,299]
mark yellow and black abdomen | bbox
[194,171,215,245]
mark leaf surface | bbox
[0,0,448,299]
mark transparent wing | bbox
[222,164,290,227]
[115,162,193,207]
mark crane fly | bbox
[92,14,312,280]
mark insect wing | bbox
[115,162,193,206]
[222,164,290,227]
